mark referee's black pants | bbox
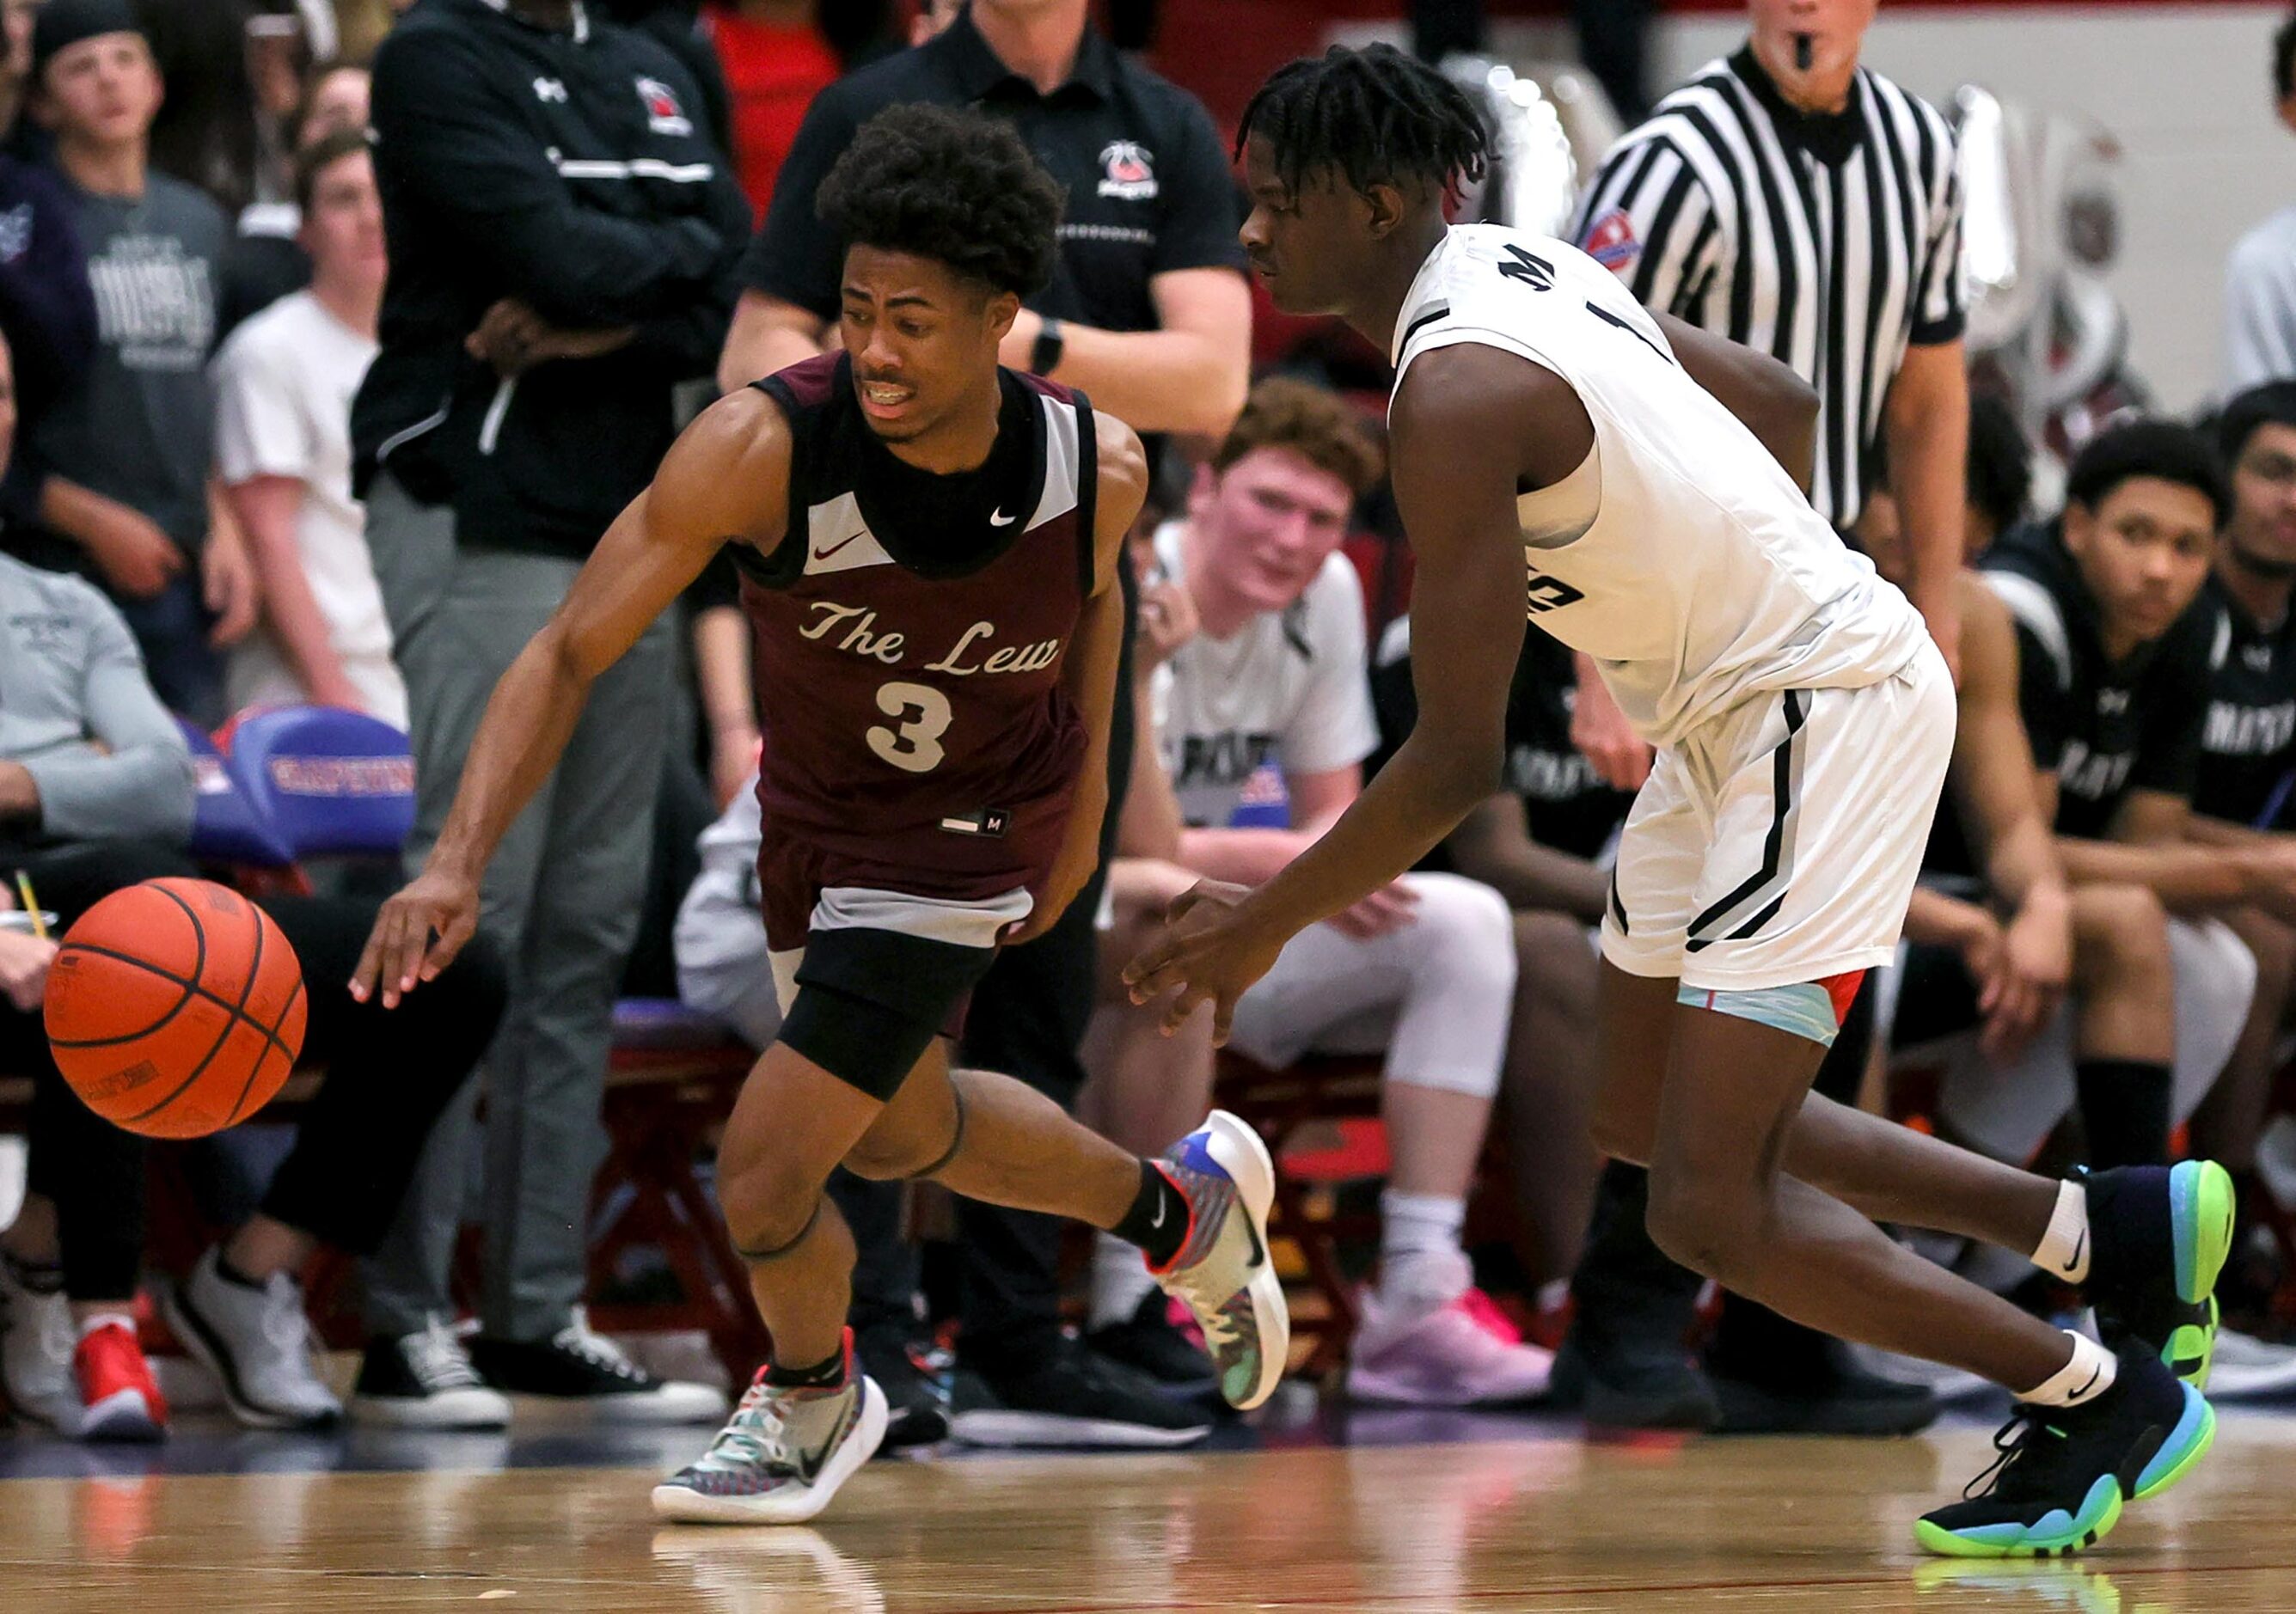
[2,838,505,1302]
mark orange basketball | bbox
[43,877,307,1140]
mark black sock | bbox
[2076,1060,2173,1169]
[764,1340,848,1391]
[1112,1160,1188,1268]
[216,1250,270,1291]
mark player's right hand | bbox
[351,867,481,1010]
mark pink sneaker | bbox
[1456,1287,1525,1345]
[1346,1290,1556,1408]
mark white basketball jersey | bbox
[1390,225,1930,746]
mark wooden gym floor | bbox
[3,1405,2293,1611]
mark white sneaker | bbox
[652,1332,888,1525]
[351,1317,512,1430]
[2200,1325,2296,1402]
[162,1247,342,1430]
[0,1250,77,1429]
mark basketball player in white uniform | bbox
[1127,46,2227,1557]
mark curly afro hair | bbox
[817,103,1064,299]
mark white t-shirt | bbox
[211,290,404,726]
[1391,225,1930,748]
[1151,519,1380,827]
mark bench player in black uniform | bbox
[352,106,1285,1525]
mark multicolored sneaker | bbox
[652,1332,886,1525]
[2081,1161,2237,1390]
[1914,1349,2213,1559]
[1147,1110,1289,1411]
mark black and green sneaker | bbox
[2081,1161,2237,1389]
[1915,1350,2214,1559]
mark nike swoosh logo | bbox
[2060,1229,2085,1276]
[1150,1201,1166,1229]
[989,508,1016,527]
[811,533,865,561]
[2069,1363,2102,1401]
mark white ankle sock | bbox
[2022,1329,2117,1408]
[1089,1230,1159,1330]
[1379,1191,1469,1315]
[77,1311,136,1341]
[2031,1179,2092,1283]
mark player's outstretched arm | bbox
[1124,344,1534,1039]
[1652,310,1821,496]
[352,392,793,1006]
[1005,412,1150,945]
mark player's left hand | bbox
[201,523,260,647]
[1122,878,1286,1045]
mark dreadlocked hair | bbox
[1236,44,1492,200]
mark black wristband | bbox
[1030,315,1066,376]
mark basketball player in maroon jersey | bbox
[350,105,1287,1525]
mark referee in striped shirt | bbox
[1551,0,1968,1438]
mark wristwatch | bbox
[1030,316,1066,376]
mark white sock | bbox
[77,1311,136,1341]
[1379,1191,1469,1315]
[2022,1329,2117,1408]
[2031,1179,2092,1284]
[1090,1230,1159,1330]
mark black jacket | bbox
[351,0,750,557]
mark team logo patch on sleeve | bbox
[1098,140,1158,201]
[1584,209,1641,273]
[637,77,692,138]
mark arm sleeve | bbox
[2224,229,2296,394]
[1276,561,1381,779]
[2010,621,2068,775]
[736,85,864,320]
[1148,95,1247,276]
[1572,133,1723,321]
[1910,129,1968,345]
[20,590,195,843]
[368,29,732,327]
[211,331,315,485]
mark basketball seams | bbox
[224,975,305,1128]
[118,885,265,1128]
[49,942,301,1064]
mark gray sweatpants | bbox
[361,474,672,1342]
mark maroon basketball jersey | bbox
[735,352,1098,891]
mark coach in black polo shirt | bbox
[714,0,1248,1452]
[716,0,1248,438]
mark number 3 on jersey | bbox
[869,681,952,773]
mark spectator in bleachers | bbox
[347,0,744,1427]
[1369,624,1624,1298]
[22,0,256,724]
[217,56,372,339]
[0,328,509,1439]
[2222,9,2296,393]
[1091,378,1555,1409]
[211,128,398,726]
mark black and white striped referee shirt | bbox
[1571,47,1966,529]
